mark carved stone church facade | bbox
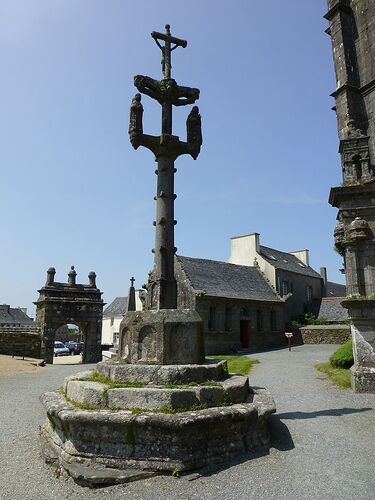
[326,0,375,391]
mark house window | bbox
[282,281,288,296]
[225,307,232,331]
[306,286,313,303]
[270,310,277,331]
[256,310,263,331]
[113,332,119,346]
[208,306,216,331]
[240,308,249,317]
[110,317,114,326]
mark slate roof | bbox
[0,305,34,325]
[326,281,346,297]
[260,245,321,278]
[317,297,349,322]
[103,297,128,316]
[177,256,281,302]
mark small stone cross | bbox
[130,277,135,287]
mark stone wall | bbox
[0,327,41,358]
[197,297,285,354]
[299,325,350,344]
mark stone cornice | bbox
[329,181,375,207]
[324,0,351,21]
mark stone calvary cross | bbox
[129,24,202,310]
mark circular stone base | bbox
[40,386,276,486]
[96,358,228,384]
[63,369,250,411]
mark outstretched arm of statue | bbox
[134,75,162,102]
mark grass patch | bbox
[130,400,230,415]
[207,355,259,375]
[65,395,99,411]
[163,381,221,389]
[82,371,145,389]
[316,362,351,389]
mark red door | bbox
[240,320,249,348]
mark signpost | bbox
[285,332,293,352]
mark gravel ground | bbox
[0,344,374,500]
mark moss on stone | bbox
[81,371,145,389]
[47,414,56,431]
[65,395,99,411]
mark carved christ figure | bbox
[129,93,143,136]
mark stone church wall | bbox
[196,297,285,354]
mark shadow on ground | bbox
[269,414,295,451]
[277,407,373,420]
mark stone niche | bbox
[119,309,205,365]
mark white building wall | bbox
[228,233,277,288]
[101,291,143,346]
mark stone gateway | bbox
[35,267,104,364]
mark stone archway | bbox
[34,266,104,364]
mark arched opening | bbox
[53,323,83,365]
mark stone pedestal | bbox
[343,299,375,393]
[40,358,276,485]
[119,309,205,365]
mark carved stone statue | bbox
[129,93,143,136]
[187,106,202,147]
[134,75,199,106]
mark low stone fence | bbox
[0,327,41,358]
[299,324,350,344]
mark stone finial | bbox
[88,271,97,288]
[127,277,136,312]
[68,266,77,286]
[45,267,56,286]
[348,217,370,242]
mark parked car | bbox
[64,342,83,355]
[54,341,70,357]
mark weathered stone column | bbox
[154,155,177,309]
[122,24,204,364]
[326,0,375,392]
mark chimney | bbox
[289,249,309,266]
[229,232,260,266]
[320,267,328,297]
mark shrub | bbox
[329,339,354,369]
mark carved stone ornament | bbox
[346,118,365,139]
[134,75,199,106]
[334,222,345,245]
[129,93,143,135]
[348,217,371,242]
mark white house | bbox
[102,292,143,346]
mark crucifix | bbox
[129,24,202,310]
[130,277,135,287]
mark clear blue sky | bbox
[0,0,343,316]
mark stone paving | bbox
[0,344,374,499]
